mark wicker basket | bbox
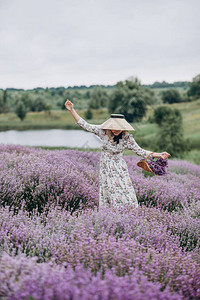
[137,152,154,173]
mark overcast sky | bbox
[0,0,199,89]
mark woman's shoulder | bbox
[123,131,132,140]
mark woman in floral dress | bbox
[65,100,170,208]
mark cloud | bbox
[0,0,200,88]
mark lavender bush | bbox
[0,253,183,300]
[0,146,99,213]
[0,145,200,299]
[0,145,200,213]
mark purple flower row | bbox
[0,253,182,300]
[0,204,199,299]
[0,145,200,213]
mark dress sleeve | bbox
[76,117,105,138]
[125,133,154,160]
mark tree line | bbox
[0,75,199,122]
[3,80,189,91]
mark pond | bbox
[0,129,101,148]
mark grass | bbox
[181,149,200,165]
[0,109,110,131]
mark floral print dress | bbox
[77,117,153,208]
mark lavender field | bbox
[0,145,200,300]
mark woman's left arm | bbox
[125,134,170,159]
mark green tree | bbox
[108,79,152,122]
[85,107,93,120]
[89,87,109,109]
[154,108,190,158]
[0,89,9,113]
[3,90,9,112]
[161,89,182,104]
[84,91,91,99]
[15,101,27,121]
[20,92,33,112]
[108,82,126,113]
[153,106,173,125]
[187,74,200,99]
[34,97,48,112]
[56,87,65,96]
[0,92,4,114]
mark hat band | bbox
[110,114,124,119]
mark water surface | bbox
[0,129,101,148]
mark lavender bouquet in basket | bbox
[148,158,169,176]
[137,152,170,176]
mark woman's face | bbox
[111,130,123,136]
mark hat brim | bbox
[100,118,135,131]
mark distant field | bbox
[0,108,109,131]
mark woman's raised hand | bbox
[65,99,73,111]
[65,99,80,122]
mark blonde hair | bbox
[105,129,128,141]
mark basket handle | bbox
[144,152,154,162]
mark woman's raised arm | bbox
[65,99,80,123]
[65,99,104,138]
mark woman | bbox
[65,99,170,208]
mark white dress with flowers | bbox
[77,118,153,208]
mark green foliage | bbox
[182,149,200,165]
[3,90,9,112]
[142,88,156,105]
[154,108,190,158]
[56,87,65,96]
[0,96,4,114]
[61,90,91,110]
[108,83,126,113]
[153,106,174,125]
[0,89,9,113]
[13,92,50,113]
[187,74,200,99]
[161,89,182,104]
[15,101,27,121]
[1,82,189,113]
[84,91,91,98]
[145,81,188,89]
[108,79,153,122]
[20,92,34,111]
[34,97,48,112]
[89,87,109,109]
[85,108,93,120]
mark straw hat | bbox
[100,114,135,131]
